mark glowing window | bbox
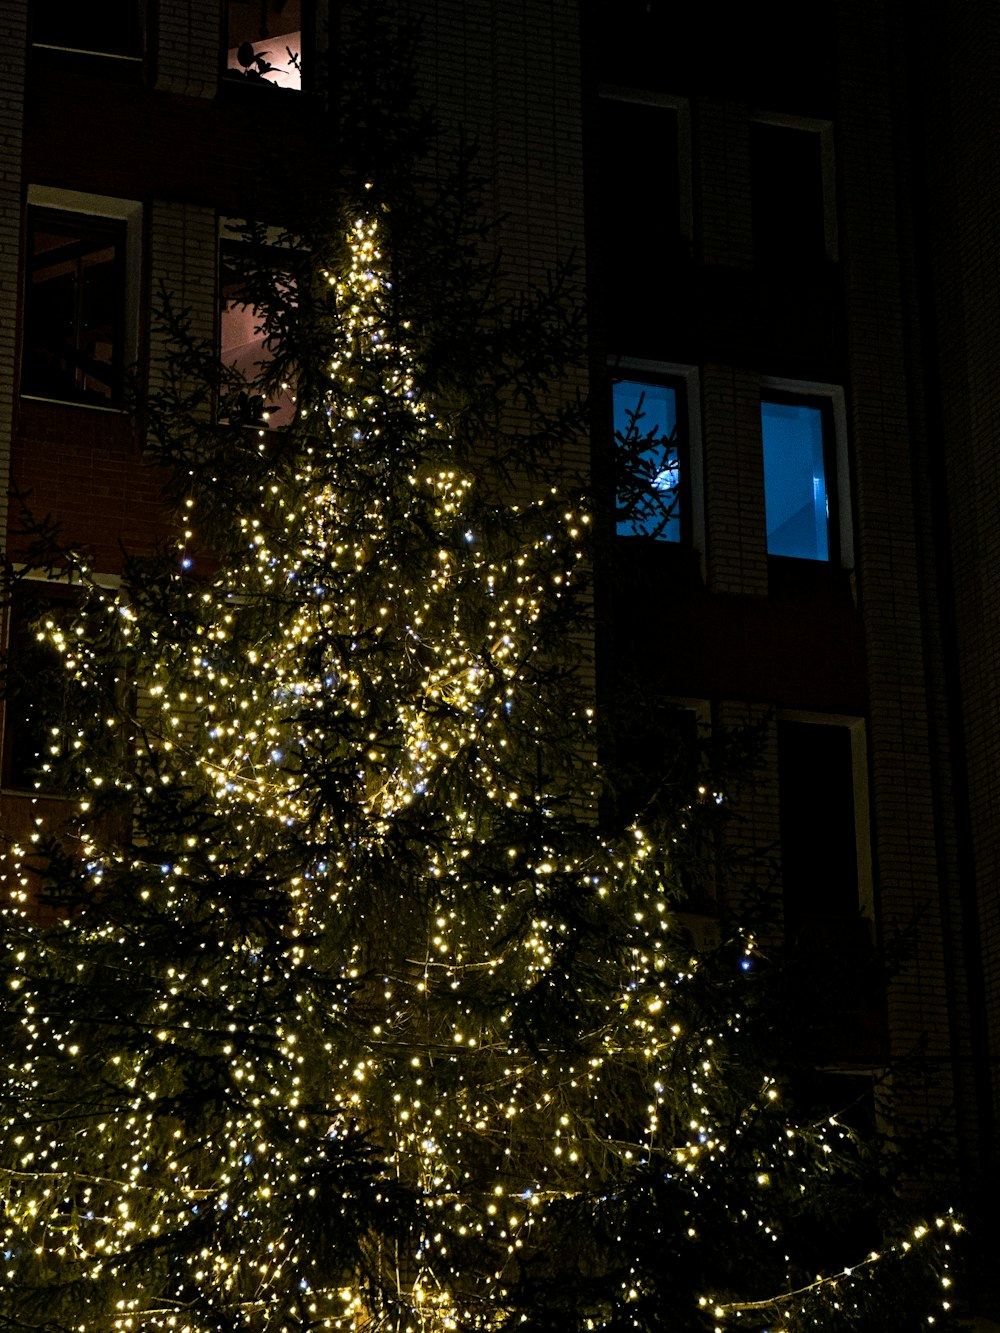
[219,241,296,429]
[226,0,302,88]
[761,398,831,561]
[614,379,684,541]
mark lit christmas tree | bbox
[0,16,963,1332]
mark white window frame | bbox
[24,186,142,411]
[750,111,837,262]
[611,357,704,572]
[760,375,853,570]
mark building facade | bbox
[0,0,998,1319]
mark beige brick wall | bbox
[697,101,752,270]
[715,700,780,927]
[701,364,768,596]
[400,0,588,478]
[155,0,222,98]
[147,200,219,411]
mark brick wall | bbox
[701,364,768,597]
[156,0,222,98]
[837,0,961,1137]
[0,1,27,554]
[716,699,780,927]
[148,200,219,413]
[944,0,1000,1129]
[9,404,167,570]
[923,0,1000,1167]
[697,101,753,271]
[400,0,589,479]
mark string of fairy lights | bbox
[0,214,962,1331]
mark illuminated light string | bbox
[698,1216,963,1320]
[0,212,960,1332]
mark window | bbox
[750,118,836,266]
[596,91,691,329]
[761,398,830,560]
[226,0,303,88]
[22,189,141,409]
[603,696,715,912]
[614,378,681,540]
[2,577,127,794]
[777,716,872,927]
[24,210,126,406]
[777,715,881,1056]
[612,361,701,549]
[2,582,87,791]
[219,236,296,429]
[761,381,851,565]
[31,0,144,59]
[611,697,701,819]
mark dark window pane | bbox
[778,720,859,923]
[613,702,699,820]
[614,378,682,541]
[594,0,677,87]
[23,209,127,406]
[761,399,830,560]
[751,123,827,266]
[226,0,303,87]
[32,1,143,57]
[777,721,881,1060]
[604,701,714,910]
[3,586,79,789]
[598,100,681,307]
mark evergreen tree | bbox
[0,9,962,1330]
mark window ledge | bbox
[767,554,854,603]
[20,395,129,416]
[613,536,704,583]
[221,71,306,94]
[32,43,143,61]
[0,787,74,802]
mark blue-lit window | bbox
[761,398,831,560]
[614,379,683,541]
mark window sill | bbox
[0,786,74,801]
[767,554,854,604]
[29,45,147,85]
[613,535,704,587]
[32,43,143,61]
[221,71,306,95]
[20,395,129,415]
